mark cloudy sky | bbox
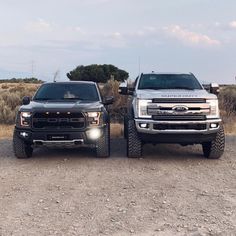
[0,0,236,83]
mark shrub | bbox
[0,83,38,124]
[219,86,236,116]
[100,80,127,122]
[1,84,9,89]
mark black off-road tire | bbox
[13,131,33,159]
[127,119,142,158]
[202,125,225,159]
[96,124,110,158]
[124,115,128,139]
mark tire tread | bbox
[202,126,225,159]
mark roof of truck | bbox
[43,81,97,85]
[142,72,193,75]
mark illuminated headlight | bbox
[206,99,219,118]
[87,112,101,125]
[20,112,32,127]
[87,128,101,140]
[138,99,152,118]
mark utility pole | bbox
[31,60,35,78]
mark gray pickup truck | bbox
[119,72,225,159]
[13,81,113,159]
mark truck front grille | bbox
[152,115,206,121]
[147,101,210,120]
[153,124,207,131]
[32,112,85,129]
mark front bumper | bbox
[135,118,221,135]
[134,118,221,144]
[14,126,105,146]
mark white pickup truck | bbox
[119,72,225,159]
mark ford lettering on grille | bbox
[32,112,85,129]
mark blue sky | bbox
[0,0,236,83]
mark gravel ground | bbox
[0,137,235,236]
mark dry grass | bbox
[0,125,14,139]
[110,123,123,138]
[222,116,236,136]
[0,83,40,124]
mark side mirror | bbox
[103,96,114,105]
[128,87,135,95]
[202,84,210,92]
[210,83,220,95]
[22,96,31,105]
[119,82,128,95]
[119,82,135,95]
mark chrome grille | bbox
[147,101,210,120]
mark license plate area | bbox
[47,134,69,141]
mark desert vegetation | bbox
[219,85,236,135]
[0,83,40,124]
[0,77,43,84]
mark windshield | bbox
[138,74,203,90]
[34,83,100,101]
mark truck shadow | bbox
[31,138,204,160]
[0,138,214,161]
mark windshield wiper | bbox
[140,87,169,90]
[34,98,55,101]
[63,98,87,101]
[171,86,195,90]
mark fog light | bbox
[140,123,149,128]
[20,132,29,138]
[88,128,101,140]
[210,123,218,128]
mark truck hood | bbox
[136,89,217,100]
[19,100,103,112]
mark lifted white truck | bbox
[119,72,225,159]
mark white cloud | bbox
[165,25,221,46]
[229,21,236,28]
[103,32,126,48]
[144,26,156,32]
[25,19,52,33]
[112,32,122,38]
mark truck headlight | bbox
[138,99,152,118]
[20,112,32,127]
[206,99,219,118]
[87,128,101,140]
[87,112,101,125]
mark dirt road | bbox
[0,137,235,236]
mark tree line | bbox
[0,64,129,84]
[0,77,43,84]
